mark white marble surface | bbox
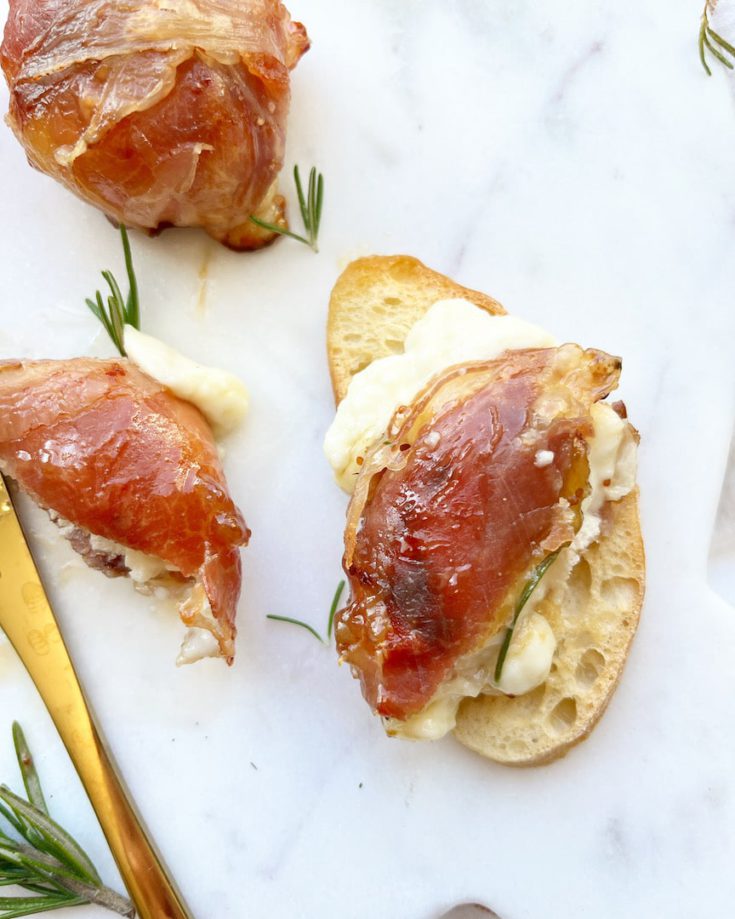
[0,1,735,917]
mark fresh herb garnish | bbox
[327,580,346,639]
[85,225,141,357]
[494,547,566,684]
[699,1,735,75]
[250,166,324,253]
[0,723,133,918]
[267,578,346,643]
[265,615,325,643]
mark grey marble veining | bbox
[0,1,734,917]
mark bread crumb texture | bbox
[454,490,645,766]
[327,255,504,404]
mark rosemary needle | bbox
[266,578,347,644]
[11,725,46,817]
[85,225,141,356]
[266,614,324,643]
[250,165,324,252]
[494,546,567,684]
[0,723,133,917]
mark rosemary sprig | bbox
[494,546,567,684]
[699,1,735,75]
[85,225,141,356]
[250,166,324,252]
[0,723,133,918]
[266,578,346,643]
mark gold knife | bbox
[0,473,194,919]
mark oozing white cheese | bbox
[124,548,170,583]
[496,612,556,696]
[86,530,221,665]
[393,613,556,741]
[324,299,557,492]
[390,696,462,741]
[88,534,170,582]
[125,325,248,437]
[177,626,221,666]
[573,401,638,554]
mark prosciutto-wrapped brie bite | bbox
[1,0,309,249]
[0,358,250,664]
[336,345,624,733]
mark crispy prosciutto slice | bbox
[336,345,621,721]
[1,0,309,249]
[0,358,250,663]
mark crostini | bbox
[324,256,644,765]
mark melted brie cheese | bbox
[125,326,248,437]
[391,613,556,740]
[573,401,638,553]
[326,297,638,739]
[86,530,220,665]
[324,299,557,492]
[177,626,221,665]
[88,533,170,582]
[497,612,557,696]
[390,696,461,741]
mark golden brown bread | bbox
[327,255,504,403]
[453,489,645,765]
[326,255,645,766]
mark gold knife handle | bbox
[0,477,194,919]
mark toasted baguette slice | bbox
[327,255,504,404]
[327,255,645,766]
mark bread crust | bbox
[327,255,504,404]
[453,489,645,765]
[326,255,645,765]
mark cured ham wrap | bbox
[1,0,309,249]
[0,358,250,664]
[339,346,619,722]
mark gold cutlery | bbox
[0,473,194,919]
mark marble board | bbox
[0,1,734,917]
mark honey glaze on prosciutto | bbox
[336,346,621,721]
[0,358,250,662]
[0,0,309,249]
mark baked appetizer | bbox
[0,0,309,249]
[0,355,249,664]
[324,257,645,765]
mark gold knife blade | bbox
[0,473,194,919]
